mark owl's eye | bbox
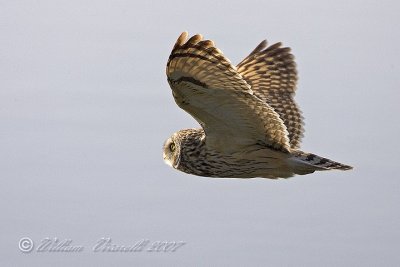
[169,142,176,152]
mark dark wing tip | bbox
[248,40,268,57]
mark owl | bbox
[163,32,352,179]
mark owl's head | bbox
[163,128,204,170]
[163,132,182,169]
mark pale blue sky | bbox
[1,0,399,266]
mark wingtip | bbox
[180,31,188,40]
[186,33,203,45]
[252,40,267,54]
[259,40,268,48]
[173,31,189,49]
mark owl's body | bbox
[164,128,349,179]
[163,32,352,179]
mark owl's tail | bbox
[288,150,353,175]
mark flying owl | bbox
[163,32,352,179]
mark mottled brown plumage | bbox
[163,32,352,179]
[237,41,303,149]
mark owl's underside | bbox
[163,32,352,179]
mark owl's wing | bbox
[167,32,291,153]
[237,41,304,149]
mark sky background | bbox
[1,0,399,266]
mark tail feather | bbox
[289,151,353,175]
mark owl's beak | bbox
[163,152,173,168]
